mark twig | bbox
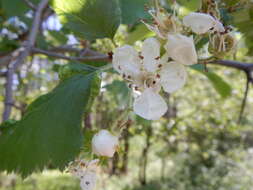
[238,76,250,124]
[206,59,253,123]
[32,48,110,62]
[207,60,253,73]
[2,66,14,121]
[22,0,37,10]
[2,0,49,121]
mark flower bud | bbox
[92,130,119,157]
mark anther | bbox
[107,51,113,59]
[139,55,144,59]
[134,86,138,91]
[158,64,162,68]
[156,74,160,78]
[127,75,131,79]
[128,84,132,88]
[155,56,160,60]
[123,74,126,78]
[153,81,156,84]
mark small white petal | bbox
[142,38,160,72]
[92,130,118,157]
[133,88,167,120]
[183,12,215,34]
[160,61,187,93]
[80,171,97,190]
[165,34,197,65]
[213,20,225,33]
[113,45,141,76]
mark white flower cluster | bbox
[112,9,229,120]
[68,159,99,190]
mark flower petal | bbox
[133,88,167,120]
[160,61,187,93]
[165,34,197,65]
[113,45,141,77]
[183,12,215,34]
[80,171,97,190]
[142,38,160,73]
[213,20,225,33]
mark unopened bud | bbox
[92,130,119,157]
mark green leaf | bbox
[47,30,68,46]
[126,24,154,45]
[195,37,209,50]
[119,0,150,24]
[230,3,253,55]
[58,62,96,81]
[177,0,201,11]
[105,80,130,108]
[203,72,232,98]
[52,0,121,41]
[191,65,232,98]
[190,63,205,71]
[0,73,100,177]
[1,0,39,18]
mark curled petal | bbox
[160,61,187,93]
[142,38,160,72]
[113,45,141,76]
[165,34,197,65]
[133,88,168,120]
[183,12,216,34]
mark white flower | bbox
[80,171,97,190]
[183,12,225,34]
[68,159,99,190]
[92,130,118,157]
[113,37,188,120]
[165,34,197,65]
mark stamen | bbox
[158,64,162,68]
[156,74,161,78]
[155,56,160,60]
[139,55,144,59]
